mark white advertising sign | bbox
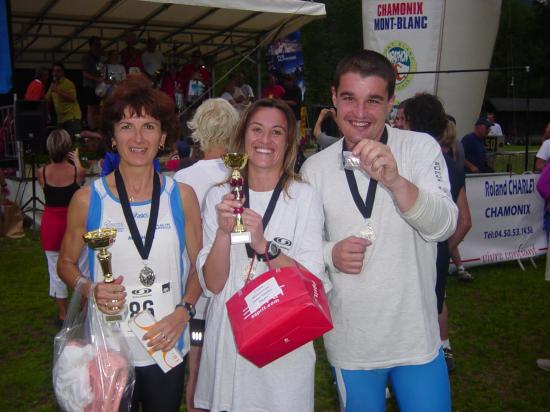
[460,174,547,267]
[362,0,445,104]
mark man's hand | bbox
[352,138,401,190]
[332,236,371,274]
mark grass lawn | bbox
[1,233,549,411]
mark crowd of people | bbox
[2,43,548,411]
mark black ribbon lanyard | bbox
[243,178,284,258]
[114,168,161,261]
[343,127,388,219]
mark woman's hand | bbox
[67,149,83,169]
[216,193,242,234]
[93,276,126,314]
[143,307,188,352]
[242,208,267,254]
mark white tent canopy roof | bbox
[11,0,326,69]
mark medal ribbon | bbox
[343,127,388,219]
[243,178,284,258]
[115,168,161,261]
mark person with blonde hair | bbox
[173,97,239,412]
[37,129,87,326]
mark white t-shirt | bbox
[194,180,330,412]
[488,122,504,136]
[536,139,550,161]
[141,50,165,76]
[104,64,126,82]
[174,158,228,319]
[302,125,458,370]
[233,84,254,112]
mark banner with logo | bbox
[266,31,305,96]
[0,0,12,93]
[362,0,444,109]
[460,174,547,268]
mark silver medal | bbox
[139,266,155,287]
[358,218,376,242]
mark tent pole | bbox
[524,66,530,171]
[256,48,262,98]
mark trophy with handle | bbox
[83,228,125,322]
[222,153,251,244]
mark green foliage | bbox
[1,235,549,411]
[301,0,363,107]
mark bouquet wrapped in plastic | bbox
[53,278,135,412]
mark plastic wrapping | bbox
[342,151,361,170]
[53,278,135,412]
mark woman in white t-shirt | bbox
[194,99,330,411]
[173,98,240,412]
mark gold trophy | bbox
[83,228,124,322]
[222,153,251,244]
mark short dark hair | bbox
[333,49,396,98]
[100,78,179,150]
[404,93,448,139]
[52,61,65,71]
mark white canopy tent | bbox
[10,0,326,69]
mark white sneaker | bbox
[457,267,474,282]
[537,358,550,371]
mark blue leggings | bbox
[333,349,451,412]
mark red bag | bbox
[226,264,333,368]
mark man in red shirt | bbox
[24,67,49,100]
[261,74,285,99]
[180,50,211,105]
[120,33,144,74]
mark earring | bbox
[159,143,165,151]
[111,142,117,151]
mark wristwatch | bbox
[256,241,281,262]
[176,302,196,320]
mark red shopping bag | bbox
[226,264,333,368]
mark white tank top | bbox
[87,175,189,366]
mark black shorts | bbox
[435,241,450,314]
[129,361,186,412]
[82,86,101,106]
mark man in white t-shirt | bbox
[534,121,550,171]
[301,50,457,411]
[232,72,255,112]
[142,38,165,79]
[173,98,240,412]
[487,112,504,136]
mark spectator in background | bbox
[393,99,409,130]
[534,121,550,171]
[312,107,339,150]
[439,119,474,282]
[37,129,87,327]
[173,98,239,411]
[46,62,82,138]
[232,72,254,113]
[261,73,285,100]
[104,50,126,83]
[462,117,493,173]
[487,112,504,137]
[24,67,49,100]
[282,74,303,140]
[404,93,473,373]
[142,38,165,81]
[219,79,237,107]
[160,64,184,109]
[120,33,144,74]
[180,50,211,105]
[81,36,104,131]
